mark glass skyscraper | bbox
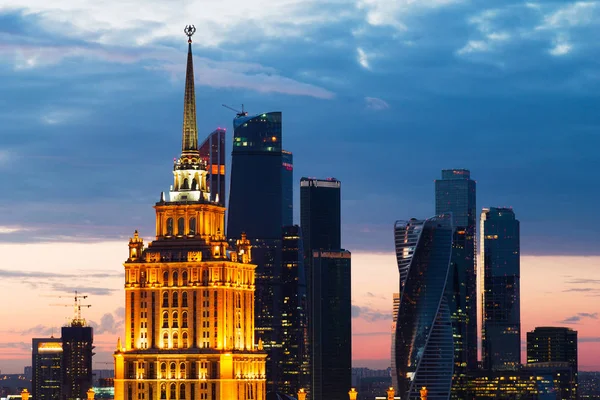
[394,215,454,400]
[227,111,285,240]
[527,327,578,399]
[391,293,400,393]
[310,250,352,400]
[435,169,477,395]
[279,225,309,396]
[32,337,63,400]
[227,111,293,394]
[480,207,521,371]
[299,177,341,258]
[61,324,93,400]
[198,128,226,205]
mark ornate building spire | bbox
[182,25,198,155]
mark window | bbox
[160,384,166,400]
[162,292,169,307]
[170,383,176,399]
[170,363,176,379]
[173,272,179,287]
[180,383,186,399]
[163,272,169,286]
[182,272,188,287]
[189,218,196,236]
[182,292,188,307]
[173,292,179,307]
[182,312,188,328]
[160,363,166,379]
[182,332,188,348]
[172,312,179,328]
[177,217,185,236]
[163,333,169,349]
[166,218,173,236]
[180,363,186,379]
[162,312,169,328]
[173,333,179,349]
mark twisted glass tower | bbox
[394,215,454,400]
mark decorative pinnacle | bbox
[184,25,196,43]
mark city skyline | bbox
[1,0,600,378]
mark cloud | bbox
[579,337,600,343]
[365,97,390,110]
[0,225,31,234]
[549,35,572,56]
[353,331,390,337]
[356,0,465,30]
[88,307,125,334]
[560,312,598,324]
[0,342,30,351]
[357,47,370,69]
[538,2,599,30]
[563,288,600,293]
[352,305,390,322]
[49,284,118,296]
[0,269,121,280]
[18,325,56,336]
[567,278,600,285]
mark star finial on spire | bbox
[184,25,196,43]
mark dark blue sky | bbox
[1,1,599,254]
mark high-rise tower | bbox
[198,128,226,205]
[480,207,521,371]
[32,338,63,400]
[61,322,93,400]
[527,327,578,399]
[391,293,400,393]
[434,169,477,396]
[113,26,266,400]
[394,216,454,400]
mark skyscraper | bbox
[394,216,454,400]
[299,177,341,258]
[527,327,578,398]
[299,177,344,399]
[434,169,477,394]
[226,111,291,393]
[61,323,93,400]
[198,128,226,205]
[279,225,309,396]
[310,250,352,400]
[113,27,266,400]
[391,293,400,393]
[480,207,521,371]
[32,337,63,400]
[227,111,284,240]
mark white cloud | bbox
[357,47,370,69]
[0,0,350,47]
[457,40,490,54]
[356,0,464,30]
[549,38,573,56]
[0,226,30,234]
[539,2,598,30]
[365,97,390,110]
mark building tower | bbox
[390,293,400,393]
[480,207,521,371]
[198,128,226,205]
[310,250,351,400]
[279,226,309,396]
[299,177,347,400]
[394,216,454,400]
[113,26,266,400]
[527,327,578,398]
[434,170,477,395]
[61,321,93,400]
[226,110,292,393]
[32,337,63,400]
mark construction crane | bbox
[49,291,91,327]
[222,104,248,118]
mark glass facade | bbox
[527,327,578,399]
[32,338,63,400]
[480,207,521,371]
[394,215,454,400]
[279,226,309,397]
[435,169,477,396]
[227,111,283,240]
[310,250,352,400]
[198,128,226,204]
[299,177,341,258]
[391,293,400,393]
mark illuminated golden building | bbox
[113,25,266,400]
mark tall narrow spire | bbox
[182,25,198,155]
